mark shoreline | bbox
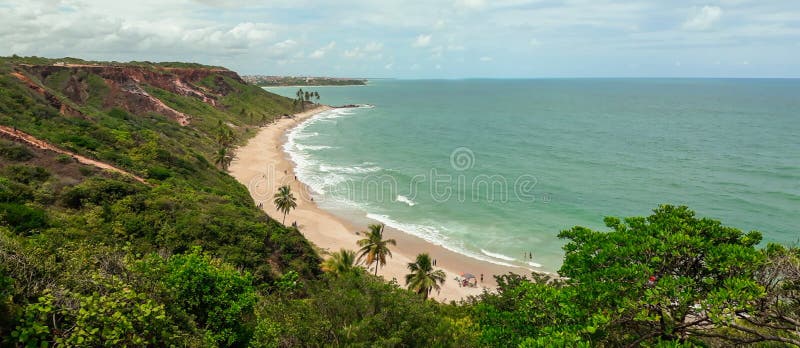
[229,105,531,301]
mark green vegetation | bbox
[292,88,320,111]
[1,57,798,346]
[356,223,397,276]
[273,185,297,224]
[405,253,447,300]
[321,249,358,276]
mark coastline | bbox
[229,105,530,301]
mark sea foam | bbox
[395,195,416,206]
[364,213,517,268]
[480,249,516,261]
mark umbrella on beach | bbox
[460,273,476,279]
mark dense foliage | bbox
[1,57,797,347]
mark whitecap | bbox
[396,195,416,206]
[319,164,382,174]
[364,213,517,268]
[480,249,516,261]
[295,144,333,151]
[527,261,543,268]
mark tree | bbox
[742,245,800,346]
[557,204,766,346]
[215,121,235,147]
[356,224,396,276]
[405,253,446,299]
[295,88,305,111]
[273,185,297,225]
[213,146,233,170]
[321,249,358,276]
[314,91,320,101]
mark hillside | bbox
[0,57,324,345]
[0,57,798,347]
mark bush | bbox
[2,165,50,184]
[0,203,47,234]
[11,278,179,347]
[133,248,257,346]
[147,166,172,180]
[0,140,34,161]
[55,154,74,164]
[0,178,33,203]
[61,177,140,209]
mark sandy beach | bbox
[229,105,531,302]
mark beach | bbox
[229,105,530,301]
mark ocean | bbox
[266,79,800,272]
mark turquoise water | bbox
[267,79,800,272]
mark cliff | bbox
[10,63,247,126]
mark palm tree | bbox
[295,88,305,111]
[321,249,358,275]
[213,146,233,170]
[356,224,396,276]
[215,122,235,147]
[273,185,297,224]
[314,91,320,101]
[405,253,446,300]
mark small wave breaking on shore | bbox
[396,195,416,206]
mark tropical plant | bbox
[405,253,446,299]
[356,224,396,276]
[273,185,297,224]
[213,146,233,170]
[215,121,236,147]
[295,88,305,111]
[314,91,320,101]
[321,249,358,276]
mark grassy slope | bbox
[0,56,320,283]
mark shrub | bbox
[147,166,172,180]
[0,202,47,234]
[61,177,140,209]
[2,165,50,184]
[0,141,34,161]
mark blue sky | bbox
[1,0,799,78]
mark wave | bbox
[284,109,350,195]
[364,213,516,268]
[480,249,516,261]
[292,131,319,139]
[295,144,333,151]
[528,261,543,268]
[396,195,416,206]
[319,164,382,174]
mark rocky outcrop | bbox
[12,64,246,126]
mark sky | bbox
[1,0,799,78]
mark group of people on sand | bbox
[456,273,485,288]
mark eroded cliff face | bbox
[10,64,246,126]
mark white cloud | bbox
[364,41,383,52]
[682,6,723,31]
[455,0,486,11]
[529,38,541,47]
[309,41,335,59]
[384,63,393,69]
[412,34,432,47]
[343,42,383,59]
[479,56,493,61]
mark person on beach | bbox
[480,274,484,283]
